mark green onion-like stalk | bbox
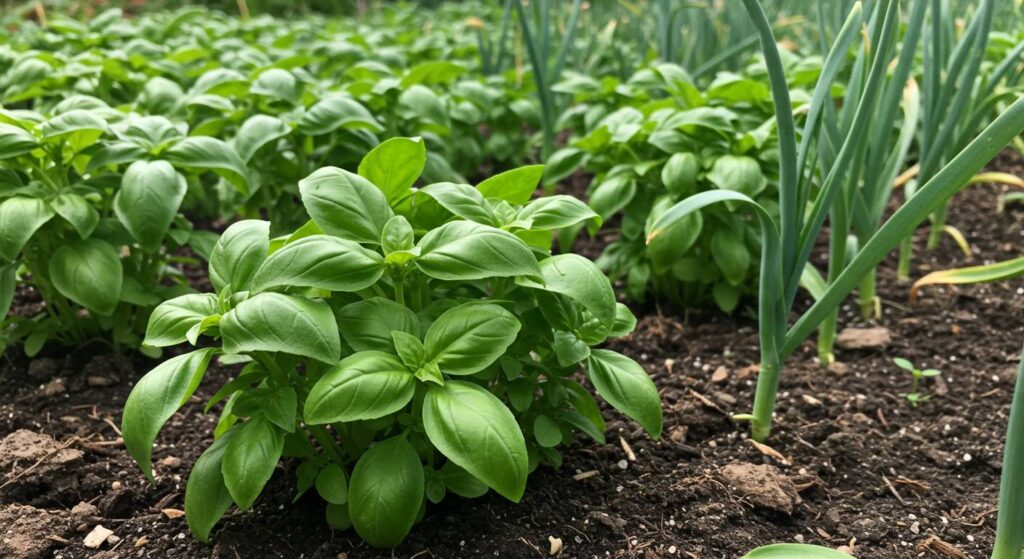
[992,344,1024,559]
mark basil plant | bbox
[122,137,663,548]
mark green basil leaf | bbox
[250,68,300,104]
[41,109,107,151]
[706,154,767,198]
[415,221,540,281]
[419,182,495,225]
[588,175,636,220]
[586,349,662,438]
[250,235,384,293]
[0,122,39,159]
[165,136,250,194]
[145,293,219,347]
[423,381,528,501]
[222,416,284,510]
[297,94,382,135]
[348,436,423,548]
[220,293,341,363]
[476,165,544,204]
[516,254,616,327]
[0,197,54,262]
[357,136,426,202]
[335,297,421,352]
[49,238,122,316]
[381,215,414,254]
[115,160,187,252]
[515,195,601,232]
[299,166,394,244]
[123,348,217,480]
[184,429,235,543]
[305,351,415,424]
[711,227,750,285]
[50,193,99,239]
[233,114,291,163]
[264,385,297,433]
[315,463,348,505]
[209,220,269,293]
[608,303,638,338]
[662,152,700,197]
[553,330,591,366]
[533,415,563,448]
[391,331,426,369]
[424,302,521,375]
[439,461,488,499]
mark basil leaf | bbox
[0,122,39,159]
[298,166,394,244]
[305,351,415,424]
[209,220,269,293]
[419,182,495,225]
[335,297,421,352]
[220,293,341,364]
[233,114,290,163]
[51,193,99,239]
[184,429,236,543]
[0,197,54,262]
[115,160,187,252]
[250,235,384,293]
[706,154,767,198]
[586,349,662,438]
[222,416,284,510]
[516,195,601,231]
[0,264,14,318]
[357,136,426,202]
[476,165,544,204]
[144,293,219,347]
[415,221,540,281]
[423,381,528,501]
[165,136,250,194]
[516,253,616,327]
[49,238,123,316]
[424,303,521,375]
[315,463,349,505]
[122,348,216,480]
[348,436,423,548]
[297,94,382,136]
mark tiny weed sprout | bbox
[893,357,941,407]
[122,140,662,548]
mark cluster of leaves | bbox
[0,6,546,353]
[122,139,663,547]
[547,61,802,311]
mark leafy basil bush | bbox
[122,138,663,547]
[549,62,791,312]
[0,99,248,354]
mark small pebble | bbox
[616,460,628,470]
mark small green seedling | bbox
[893,357,941,406]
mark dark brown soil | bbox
[1,151,1023,559]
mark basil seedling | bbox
[893,357,941,407]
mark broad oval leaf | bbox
[122,348,216,480]
[415,221,540,281]
[516,254,616,327]
[424,303,521,375]
[0,122,39,159]
[586,349,662,438]
[335,297,421,352]
[516,195,601,231]
[165,136,250,193]
[184,429,235,543]
[707,155,767,198]
[49,238,123,316]
[145,293,219,347]
[0,197,54,262]
[419,182,495,224]
[305,351,415,424]
[233,114,291,163]
[357,136,426,202]
[250,235,384,293]
[297,94,382,136]
[115,160,187,252]
[422,381,528,501]
[51,193,99,239]
[298,167,394,244]
[220,292,341,363]
[222,416,284,510]
[476,165,544,204]
[348,436,423,548]
[209,220,270,293]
